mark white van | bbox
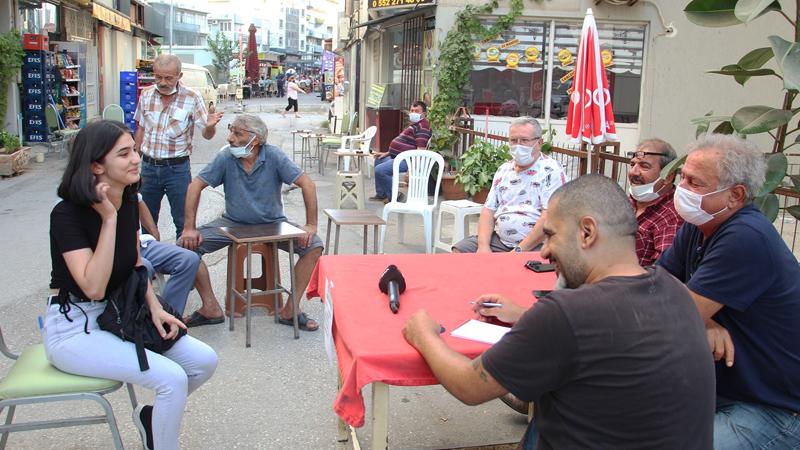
[181,63,219,110]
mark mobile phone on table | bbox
[525,260,555,273]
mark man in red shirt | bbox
[627,138,683,266]
[370,101,432,204]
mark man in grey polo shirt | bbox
[179,114,323,330]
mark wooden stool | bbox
[323,209,385,255]
[225,243,282,316]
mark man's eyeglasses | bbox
[508,137,541,146]
[626,151,666,160]
[228,124,256,135]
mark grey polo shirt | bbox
[198,143,302,224]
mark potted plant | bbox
[0,131,31,177]
[455,139,511,204]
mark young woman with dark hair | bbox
[45,120,218,450]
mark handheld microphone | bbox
[378,264,406,314]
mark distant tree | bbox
[207,31,239,83]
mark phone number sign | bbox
[369,0,434,10]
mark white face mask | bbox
[629,179,664,202]
[511,145,535,166]
[674,185,729,226]
[224,135,256,159]
[408,112,422,123]
[157,84,177,95]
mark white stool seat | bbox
[434,200,484,253]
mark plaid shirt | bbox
[134,85,209,159]
[631,190,684,267]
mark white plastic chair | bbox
[379,150,444,254]
[332,126,376,175]
[102,104,124,122]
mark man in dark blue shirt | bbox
[658,134,800,448]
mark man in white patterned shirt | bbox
[453,117,567,253]
[134,54,223,238]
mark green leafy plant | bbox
[0,130,21,154]
[540,126,556,154]
[684,0,800,221]
[207,31,239,83]
[427,0,525,166]
[455,139,511,195]
[0,30,24,126]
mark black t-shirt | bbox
[482,267,714,449]
[49,196,139,300]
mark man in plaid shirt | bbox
[134,54,224,238]
[626,139,683,266]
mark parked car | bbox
[181,64,218,109]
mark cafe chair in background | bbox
[379,150,444,254]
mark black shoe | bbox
[369,195,387,201]
[133,404,154,450]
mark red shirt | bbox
[631,190,683,267]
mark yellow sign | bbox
[366,84,386,108]
[486,46,500,62]
[473,44,482,60]
[500,39,520,50]
[558,48,573,67]
[480,34,501,45]
[524,47,539,63]
[92,3,131,32]
[369,0,434,10]
[506,53,520,69]
[601,49,614,67]
[560,70,575,84]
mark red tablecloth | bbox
[307,252,556,427]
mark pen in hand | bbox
[471,301,503,308]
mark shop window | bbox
[469,17,645,124]
[20,2,58,35]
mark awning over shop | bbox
[351,5,434,30]
[92,2,131,33]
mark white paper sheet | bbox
[450,319,511,345]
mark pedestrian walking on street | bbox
[276,72,285,97]
[133,54,224,239]
[282,74,305,119]
[46,120,218,450]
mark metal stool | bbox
[434,200,483,253]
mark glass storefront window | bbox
[21,3,58,35]
[469,17,646,124]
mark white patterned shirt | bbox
[485,154,568,247]
[134,84,209,159]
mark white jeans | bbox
[43,300,218,450]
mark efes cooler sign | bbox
[369,0,434,10]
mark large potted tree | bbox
[455,139,511,204]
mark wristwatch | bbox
[513,245,523,252]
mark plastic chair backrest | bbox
[391,150,444,206]
[45,104,60,132]
[227,84,238,95]
[102,104,125,122]
[348,112,359,135]
[358,125,377,154]
[339,113,350,135]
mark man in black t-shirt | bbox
[403,175,715,449]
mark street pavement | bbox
[0,94,526,449]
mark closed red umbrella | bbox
[245,24,260,82]
[566,8,617,173]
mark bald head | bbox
[549,174,638,240]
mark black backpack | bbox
[97,265,186,371]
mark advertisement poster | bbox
[334,55,345,98]
[322,50,335,102]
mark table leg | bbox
[292,133,297,162]
[246,243,253,348]
[371,382,389,450]
[273,241,280,324]
[363,225,368,255]
[229,244,238,331]
[334,225,341,255]
[288,239,299,339]
[336,372,349,443]
[373,225,379,255]
[325,217,332,256]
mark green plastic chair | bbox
[0,323,137,449]
[102,104,125,123]
[322,112,360,172]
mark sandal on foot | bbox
[184,311,225,328]
[277,312,319,332]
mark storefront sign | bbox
[505,53,519,69]
[92,3,131,32]
[558,48,573,67]
[525,47,539,63]
[500,39,520,50]
[473,44,482,60]
[601,49,614,68]
[64,7,93,42]
[480,34,501,45]
[486,46,500,62]
[560,70,575,84]
[368,0,434,10]
[366,84,386,109]
[322,50,335,101]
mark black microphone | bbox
[378,264,406,314]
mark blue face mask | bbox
[224,135,256,158]
[409,112,422,123]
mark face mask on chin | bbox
[674,185,729,226]
[157,83,178,95]
[511,144,535,166]
[224,135,256,159]
[629,179,664,202]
